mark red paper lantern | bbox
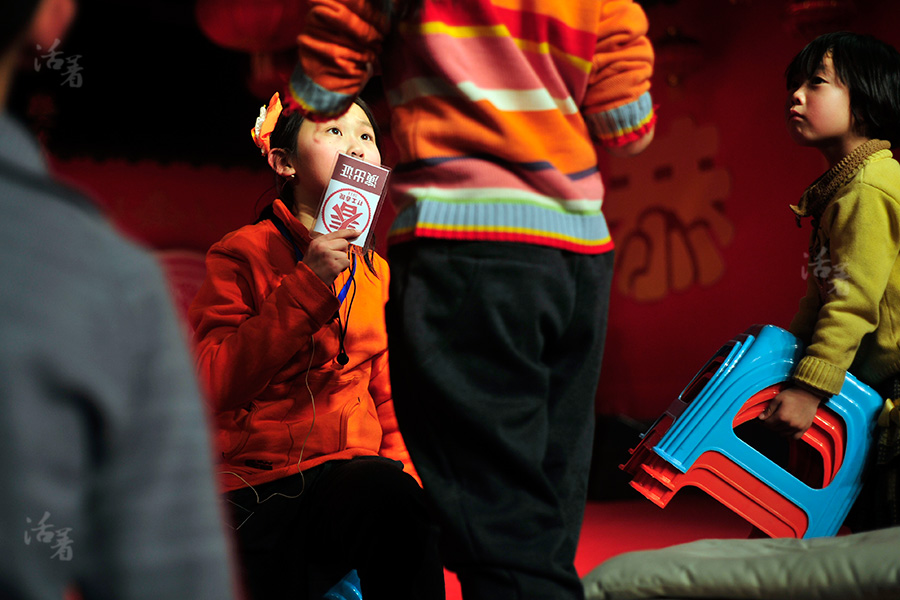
[195,0,308,54]
[784,0,857,40]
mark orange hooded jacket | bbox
[189,199,418,492]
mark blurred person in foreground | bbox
[0,1,236,599]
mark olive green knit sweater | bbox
[789,143,900,395]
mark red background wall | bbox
[45,0,900,421]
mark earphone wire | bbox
[251,182,277,222]
[222,334,317,522]
[224,252,359,527]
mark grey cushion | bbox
[582,527,900,600]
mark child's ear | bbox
[29,0,77,50]
[267,149,296,179]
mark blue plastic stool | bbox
[322,570,362,600]
[622,325,882,538]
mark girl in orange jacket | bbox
[189,93,443,600]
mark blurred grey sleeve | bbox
[82,260,236,600]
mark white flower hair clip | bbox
[250,92,283,157]
[253,105,267,154]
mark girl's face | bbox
[786,53,863,160]
[294,103,381,194]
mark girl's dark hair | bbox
[786,31,900,147]
[269,97,383,162]
[265,97,383,273]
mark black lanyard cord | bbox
[268,210,357,366]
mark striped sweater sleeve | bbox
[583,0,656,147]
[287,0,393,119]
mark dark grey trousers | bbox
[387,240,614,600]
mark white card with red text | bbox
[313,153,391,251]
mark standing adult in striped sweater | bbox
[286,1,656,599]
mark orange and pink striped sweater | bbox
[288,0,655,254]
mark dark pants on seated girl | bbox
[226,456,444,600]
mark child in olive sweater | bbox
[761,32,900,443]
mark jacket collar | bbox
[272,198,312,252]
[789,139,892,226]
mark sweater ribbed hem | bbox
[387,199,614,253]
[792,355,846,396]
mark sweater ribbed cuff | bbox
[586,92,655,147]
[286,64,356,121]
[792,355,846,396]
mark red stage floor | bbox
[443,490,753,600]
